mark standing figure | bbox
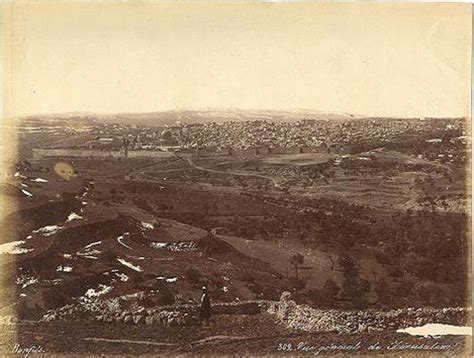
[200,286,211,326]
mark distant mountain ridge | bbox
[21,109,359,126]
[20,109,459,127]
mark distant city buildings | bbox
[37,117,465,160]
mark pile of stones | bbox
[40,298,270,326]
[267,292,470,334]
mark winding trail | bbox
[185,158,281,188]
[81,335,251,347]
[117,235,133,250]
[127,155,281,188]
[83,337,176,346]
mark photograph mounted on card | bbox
[0,2,471,357]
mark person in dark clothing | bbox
[200,286,211,326]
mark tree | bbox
[308,279,341,308]
[339,255,371,309]
[185,268,203,288]
[322,278,340,299]
[374,279,392,307]
[289,253,304,281]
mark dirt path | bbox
[83,334,250,346]
[83,337,176,346]
[11,315,470,356]
[124,157,182,181]
[191,335,249,344]
[185,157,282,188]
[19,329,252,348]
[128,156,282,189]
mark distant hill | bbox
[19,109,460,127]
[20,109,358,127]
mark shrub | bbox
[185,268,203,287]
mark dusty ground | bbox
[0,315,469,357]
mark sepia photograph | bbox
[0,2,472,357]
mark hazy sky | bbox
[3,2,471,118]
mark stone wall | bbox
[40,299,270,327]
[267,292,470,334]
[37,292,471,331]
[33,148,175,159]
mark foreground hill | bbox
[0,293,470,356]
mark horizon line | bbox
[14,108,468,121]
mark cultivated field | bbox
[0,116,470,356]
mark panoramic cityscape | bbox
[0,110,470,355]
[0,2,471,357]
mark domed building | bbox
[158,129,179,150]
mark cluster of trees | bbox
[158,185,466,308]
[381,210,467,285]
[280,201,466,308]
[287,253,371,309]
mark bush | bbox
[155,282,175,305]
[185,268,203,287]
[322,278,341,299]
[340,255,370,309]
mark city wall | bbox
[33,148,175,160]
[192,145,329,158]
[33,145,331,160]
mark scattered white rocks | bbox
[426,138,442,143]
[84,241,101,249]
[141,222,154,230]
[45,279,62,285]
[115,272,129,282]
[21,189,33,197]
[121,292,146,300]
[81,188,89,198]
[14,172,27,179]
[31,178,48,183]
[156,276,178,283]
[32,225,63,237]
[85,284,112,298]
[66,212,83,222]
[117,258,143,272]
[150,242,167,249]
[16,276,38,289]
[150,241,198,252]
[117,234,133,250]
[77,241,102,257]
[56,265,73,272]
